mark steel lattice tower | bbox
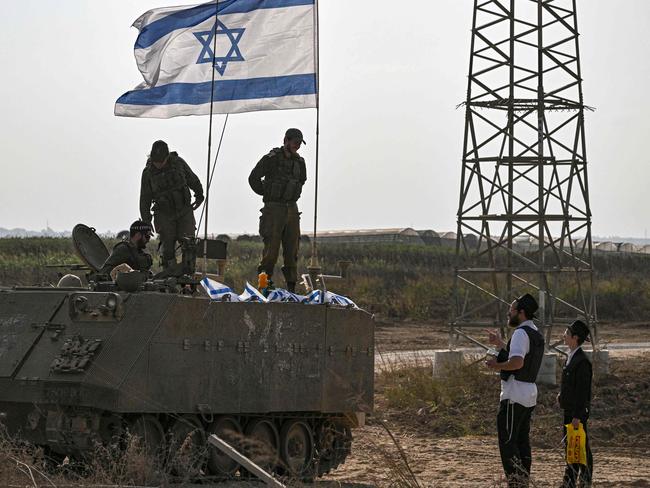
[452,0,597,348]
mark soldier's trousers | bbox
[258,202,301,284]
[154,210,196,267]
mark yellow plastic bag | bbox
[566,423,587,465]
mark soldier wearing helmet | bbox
[99,220,154,276]
[139,140,204,269]
[248,128,307,292]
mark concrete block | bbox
[536,353,557,385]
[584,349,610,375]
[431,350,463,378]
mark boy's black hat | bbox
[568,319,591,342]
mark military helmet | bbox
[150,140,169,163]
[57,274,83,288]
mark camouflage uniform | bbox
[100,241,153,275]
[249,147,307,286]
[140,152,203,268]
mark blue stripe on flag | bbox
[136,0,315,49]
[116,73,316,106]
[211,288,232,295]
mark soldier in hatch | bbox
[99,220,154,277]
[140,140,204,269]
[249,128,307,293]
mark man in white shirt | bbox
[486,293,545,487]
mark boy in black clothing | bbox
[558,320,593,487]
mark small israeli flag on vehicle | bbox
[306,289,322,304]
[115,0,317,118]
[267,288,306,303]
[324,291,358,308]
[239,282,268,302]
[201,277,240,302]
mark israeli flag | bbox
[324,291,358,308]
[305,289,322,304]
[201,277,241,301]
[267,288,307,303]
[239,281,268,302]
[115,0,317,118]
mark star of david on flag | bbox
[115,0,317,118]
[194,19,245,76]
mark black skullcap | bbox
[150,140,169,163]
[130,220,153,236]
[516,293,539,318]
[568,320,591,342]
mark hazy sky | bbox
[0,1,648,237]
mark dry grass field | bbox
[2,239,649,486]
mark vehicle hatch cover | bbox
[72,224,110,272]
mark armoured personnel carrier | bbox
[0,225,374,480]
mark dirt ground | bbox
[317,320,650,487]
[374,319,650,352]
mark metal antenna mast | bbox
[452,0,597,348]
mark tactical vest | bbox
[114,242,153,272]
[263,148,305,203]
[148,153,191,213]
[499,325,545,383]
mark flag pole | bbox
[203,0,219,276]
[310,0,320,268]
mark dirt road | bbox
[317,320,650,487]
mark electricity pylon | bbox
[452,0,597,349]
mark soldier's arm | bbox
[139,170,153,223]
[248,157,266,196]
[181,159,204,198]
[299,158,307,184]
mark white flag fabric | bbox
[323,291,358,308]
[267,288,307,303]
[115,0,317,118]
[201,277,241,301]
[239,281,268,302]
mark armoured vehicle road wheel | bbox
[279,419,315,480]
[128,415,165,460]
[207,416,242,476]
[167,415,206,478]
[244,418,279,473]
[316,420,352,476]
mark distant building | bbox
[463,233,479,249]
[594,241,617,252]
[416,229,442,246]
[616,242,636,253]
[236,234,262,243]
[440,231,457,247]
[315,228,424,245]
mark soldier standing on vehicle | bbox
[485,293,545,488]
[99,220,154,277]
[140,140,204,269]
[558,320,593,488]
[248,128,307,292]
